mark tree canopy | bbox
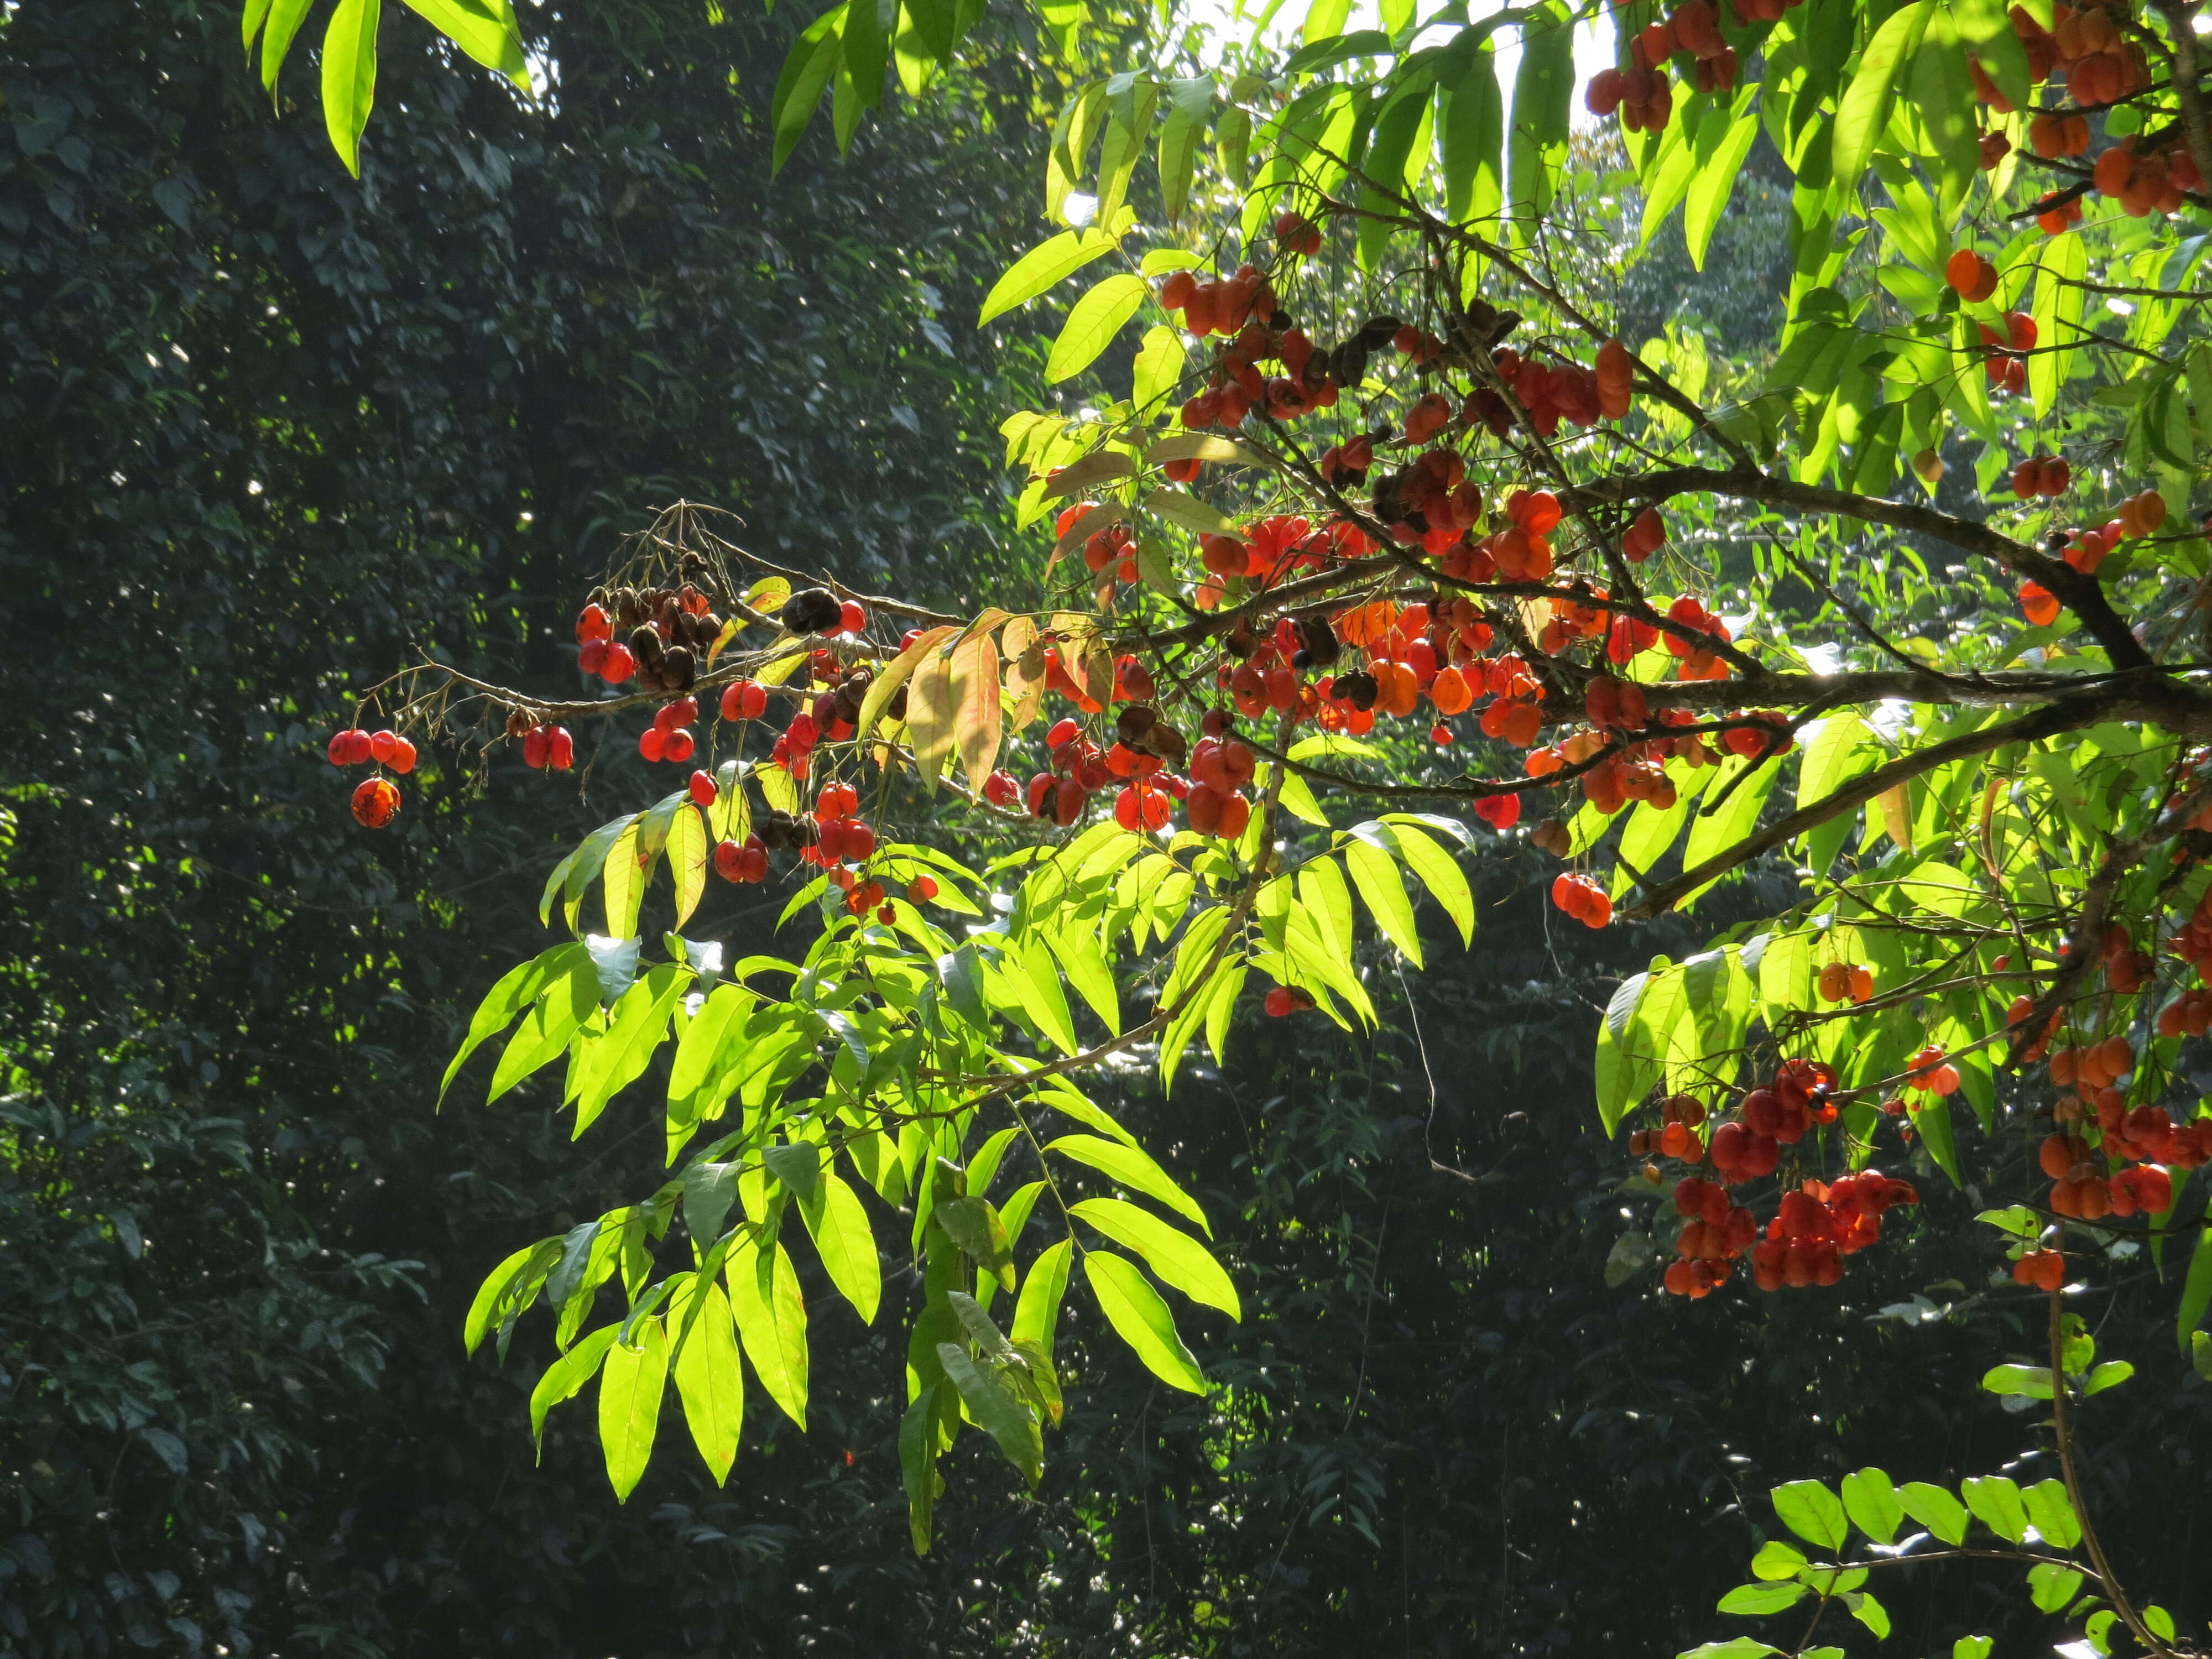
[16,0,2212,1650]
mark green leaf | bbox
[596,1315,668,1502]
[1130,326,1187,418]
[1013,1237,1074,1354]
[1344,835,1422,966]
[1906,16,1980,217]
[2023,1478,2081,1548]
[530,1324,619,1455]
[1960,1475,2027,1543]
[488,954,598,1104]
[1045,920,1119,1034]
[1436,38,1502,227]
[667,802,708,929]
[2176,1189,2212,1352]
[319,0,382,176]
[728,1234,810,1429]
[937,1196,1018,1290]
[572,964,687,1136]
[979,224,1124,326]
[1082,1250,1206,1394]
[1749,1539,1808,1581]
[800,1172,881,1324]
[1840,1468,1902,1543]
[762,1140,824,1206]
[442,945,589,1103]
[1047,1134,1209,1235]
[1846,1590,1891,1639]
[770,5,847,175]
[2027,1562,2084,1614]
[1381,820,1474,947]
[2081,1360,2134,1396]
[1899,1480,1968,1544]
[670,1282,744,1484]
[1830,1,1931,192]
[935,1342,1044,1483]
[1046,273,1149,384]
[1143,486,1242,538]
[1771,1480,1848,1551]
[465,1244,539,1355]
[399,0,526,81]
[1068,1198,1239,1318]
[1684,95,1760,270]
[1718,1582,1808,1615]
[1156,75,1213,222]
[2030,229,2088,416]
[1981,1363,2055,1399]
[255,0,316,93]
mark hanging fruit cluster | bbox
[1625,1066,1922,1299]
[327,726,416,828]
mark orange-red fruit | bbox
[327,728,373,766]
[351,777,400,828]
[689,770,717,808]
[908,875,939,904]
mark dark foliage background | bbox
[3,3,2206,1656]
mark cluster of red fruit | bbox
[1472,341,1636,441]
[1815,961,1874,1004]
[2012,1249,2068,1291]
[327,726,418,828]
[2010,0,2146,106]
[638,696,700,764]
[1746,1171,1919,1292]
[2010,452,2069,499]
[1960,302,2040,397]
[1585,0,1740,138]
[1903,1044,1963,1096]
[516,721,576,770]
[575,580,730,693]
[2036,1029,2211,1218]
[2062,489,2170,575]
[1550,871,1612,928]
[1988,2,2203,213]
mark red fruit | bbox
[842,821,877,860]
[817,818,848,862]
[388,734,419,774]
[577,602,612,643]
[839,600,866,634]
[523,727,551,769]
[578,639,609,676]
[983,769,1020,807]
[664,728,695,763]
[1046,717,1081,750]
[908,875,939,903]
[351,777,400,828]
[600,641,637,684]
[546,728,571,771]
[738,838,768,882]
[368,729,399,763]
[714,838,744,881]
[818,781,859,818]
[1265,986,1295,1017]
[638,726,667,763]
[1160,269,1198,311]
[1053,776,1085,826]
[327,728,372,766]
[689,770,717,807]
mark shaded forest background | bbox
[2,2,2206,1654]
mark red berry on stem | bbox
[351,777,400,828]
[689,770,717,807]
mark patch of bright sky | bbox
[1180,0,1617,102]
[1064,0,1615,223]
